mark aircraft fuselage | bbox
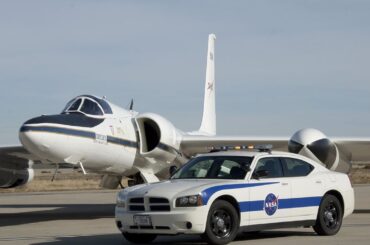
[19,95,140,175]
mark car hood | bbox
[123,179,239,200]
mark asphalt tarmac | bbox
[0,186,369,245]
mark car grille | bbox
[149,197,168,203]
[149,197,170,212]
[128,197,145,211]
[129,226,170,230]
[128,197,170,212]
[129,205,145,211]
[130,197,144,203]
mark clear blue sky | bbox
[1,0,369,145]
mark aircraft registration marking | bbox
[95,133,108,144]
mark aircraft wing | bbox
[332,138,370,163]
[180,135,370,164]
[0,145,38,169]
[180,135,289,157]
[0,145,42,188]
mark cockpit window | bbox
[62,99,75,112]
[80,99,103,116]
[68,99,82,111]
[62,95,109,117]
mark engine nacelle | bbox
[288,128,351,173]
[135,113,184,164]
[0,167,34,188]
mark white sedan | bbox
[115,149,354,245]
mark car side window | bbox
[253,157,283,178]
[217,160,246,179]
[281,157,314,177]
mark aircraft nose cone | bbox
[23,115,50,125]
[19,124,50,156]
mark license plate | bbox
[133,215,151,226]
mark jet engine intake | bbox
[288,128,351,173]
[135,113,184,163]
[0,167,34,188]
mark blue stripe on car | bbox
[239,200,265,212]
[239,196,321,212]
[278,196,322,209]
[201,182,279,205]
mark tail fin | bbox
[199,34,216,136]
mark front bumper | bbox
[115,206,208,235]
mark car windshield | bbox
[171,156,253,180]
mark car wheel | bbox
[122,233,157,244]
[201,200,239,245]
[313,194,343,236]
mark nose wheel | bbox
[127,172,144,187]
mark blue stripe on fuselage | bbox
[23,114,104,128]
[20,125,138,148]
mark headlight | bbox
[116,192,126,207]
[176,195,203,207]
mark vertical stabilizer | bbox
[199,34,216,136]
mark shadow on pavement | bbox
[354,209,370,213]
[0,204,115,227]
[30,234,204,245]
[30,230,316,245]
[236,230,315,241]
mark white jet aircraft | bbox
[1,34,369,189]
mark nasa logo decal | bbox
[264,193,278,216]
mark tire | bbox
[122,233,157,244]
[201,200,240,245]
[313,194,343,236]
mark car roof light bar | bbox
[209,144,273,153]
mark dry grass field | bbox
[1,165,369,193]
[0,169,102,193]
[350,165,370,184]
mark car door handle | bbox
[281,182,289,186]
[315,180,322,184]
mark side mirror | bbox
[169,165,178,176]
[252,170,269,179]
